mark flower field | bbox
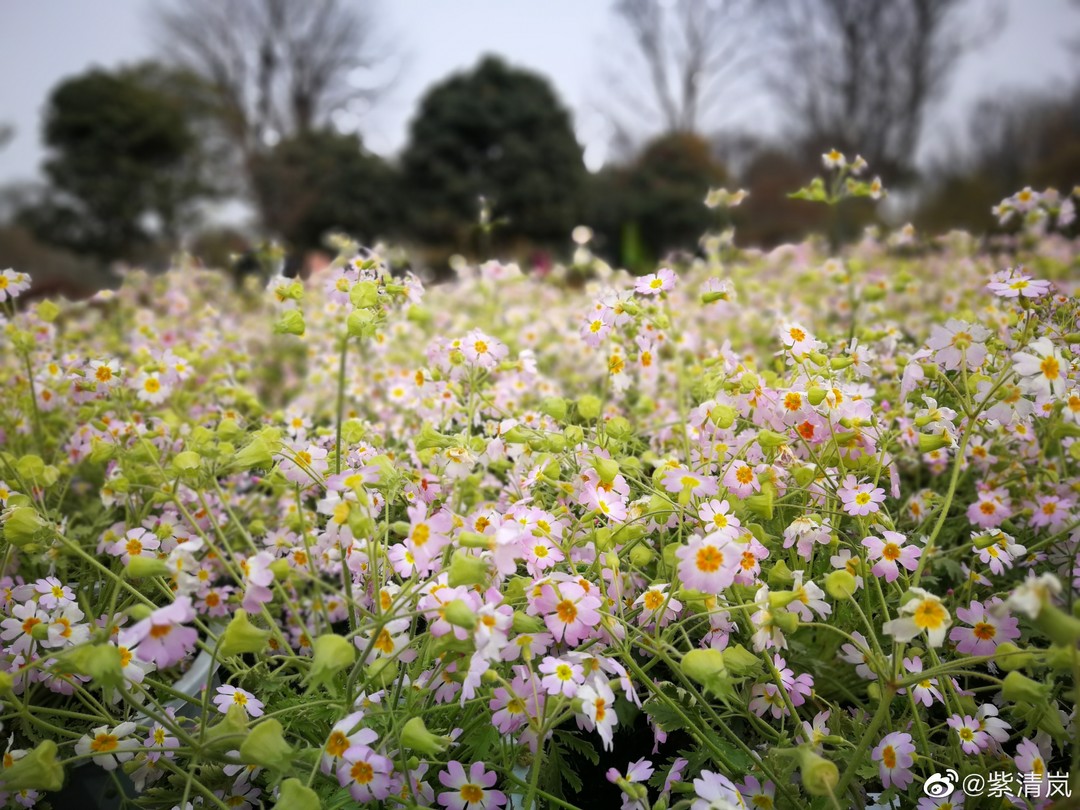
[1,183,1079,809]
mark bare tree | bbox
[154,0,395,230]
[599,0,759,145]
[760,0,1003,179]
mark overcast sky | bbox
[2,0,1079,187]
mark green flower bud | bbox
[830,356,853,370]
[606,416,632,439]
[219,611,271,658]
[502,425,531,444]
[680,649,727,687]
[564,425,585,446]
[721,644,762,676]
[768,560,795,588]
[918,433,949,454]
[307,634,356,692]
[1033,603,1080,647]
[240,718,294,771]
[400,716,450,756]
[757,430,788,449]
[768,590,799,609]
[540,397,568,421]
[443,599,478,631]
[278,778,321,810]
[825,570,857,600]
[0,739,64,792]
[273,309,305,336]
[774,610,800,634]
[2,505,46,546]
[1001,671,1050,705]
[365,657,398,688]
[628,544,655,568]
[66,644,124,690]
[807,388,827,406]
[269,559,291,579]
[745,484,775,520]
[349,281,379,309]
[0,671,14,694]
[124,556,171,579]
[346,309,377,340]
[512,612,544,634]
[577,395,602,421]
[203,704,250,755]
[993,642,1034,672]
[593,457,620,485]
[232,437,274,471]
[414,424,453,451]
[797,747,839,797]
[37,300,60,323]
[447,550,490,588]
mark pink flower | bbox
[107,527,161,564]
[698,499,741,541]
[723,461,760,498]
[1014,737,1050,799]
[241,552,275,613]
[872,731,915,789]
[662,467,718,501]
[899,656,942,707]
[862,531,921,582]
[438,761,506,810]
[948,600,1019,655]
[635,267,676,296]
[946,714,987,754]
[338,745,394,802]
[541,582,601,646]
[538,656,584,697]
[118,597,197,669]
[837,475,885,516]
[966,488,1012,529]
[987,268,1051,298]
[676,534,739,594]
[926,319,989,371]
[212,685,264,718]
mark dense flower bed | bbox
[0,188,1079,809]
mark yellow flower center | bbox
[696,546,725,573]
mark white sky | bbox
[1,0,1079,186]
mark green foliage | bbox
[251,129,400,254]
[401,56,586,253]
[19,64,217,262]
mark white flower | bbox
[882,588,951,647]
[1012,338,1068,399]
[75,722,139,770]
[1002,573,1061,619]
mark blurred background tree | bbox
[154,0,396,245]
[600,0,757,150]
[16,64,216,263]
[758,0,1003,184]
[587,132,728,270]
[400,56,586,258]
[250,129,400,256]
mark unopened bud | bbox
[217,611,270,658]
[400,716,450,756]
[447,550,490,588]
[797,747,839,797]
[240,718,293,771]
[277,778,322,810]
[0,739,64,791]
[1001,671,1050,705]
[825,570,858,600]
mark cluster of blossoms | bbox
[0,190,1078,810]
